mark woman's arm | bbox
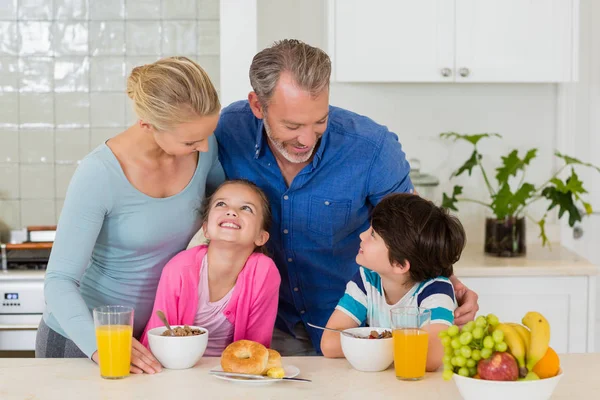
[44,158,111,358]
[321,310,359,358]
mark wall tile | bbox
[0,57,19,92]
[18,0,53,20]
[126,0,161,20]
[19,56,54,92]
[19,93,54,128]
[90,128,120,149]
[55,164,77,198]
[162,21,197,56]
[162,0,196,19]
[0,200,20,229]
[90,93,126,127]
[0,22,18,56]
[89,21,125,56]
[0,0,18,20]
[20,164,55,199]
[197,0,219,20]
[0,129,19,163]
[19,129,55,163]
[54,56,90,92]
[21,199,56,226]
[55,198,65,221]
[55,92,90,127]
[0,92,19,127]
[0,164,20,199]
[54,0,89,20]
[195,55,219,90]
[89,0,124,20]
[19,22,53,56]
[197,20,219,55]
[91,56,125,91]
[53,22,89,56]
[55,128,90,162]
[126,99,138,125]
[126,21,161,55]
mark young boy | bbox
[320,193,466,371]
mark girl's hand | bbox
[130,337,162,374]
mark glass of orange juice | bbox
[93,305,134,379]
[391,306,431,381]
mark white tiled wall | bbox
[0,0,220,229]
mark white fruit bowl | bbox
[340,327,394,372]
[147,325,208,369]
[453,369,563,400]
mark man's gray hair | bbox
[249,39,332,107]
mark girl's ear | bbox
[254,230,270,247]
[202,222,210,240]
[392,260,410,275]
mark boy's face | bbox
[356,226,396,274]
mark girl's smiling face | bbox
[203,183,269,248]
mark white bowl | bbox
[453,370,563,400]
[340,327,394,372]
[147,325,209,369]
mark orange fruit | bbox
[532,347,560,379]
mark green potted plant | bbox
[440,132,600,257]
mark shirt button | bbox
[300,310,306,315]
[293,287,299,292]
[283,195,289,200]
[283,229,289,234]
[287,258,293,262]
[324,201,330,206]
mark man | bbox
[214,39,478,355]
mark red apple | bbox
[477,352,519,381]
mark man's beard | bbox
[264,118,316,164]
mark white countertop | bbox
[0,354,597,399]
[454,243,599,277]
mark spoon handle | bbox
[306,322,361,338]
[156,310,174,336]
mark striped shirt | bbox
[336,267,457,328]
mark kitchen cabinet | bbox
[454,244,598,353]
[327,0,579,82]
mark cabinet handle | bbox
[459,67,470,77]
[440,68,452,77]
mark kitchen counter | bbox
[0,355,596,399]
[454,243,599,277]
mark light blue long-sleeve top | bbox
[43,135,224,357]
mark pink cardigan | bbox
[141,245,281,348]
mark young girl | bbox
[141,179,281,355]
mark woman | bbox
[36,57,224,374]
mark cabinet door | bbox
[328,0,455,82]
[455,0,577,82]
[458,276,592,353]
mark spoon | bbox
[156,310,175,336]
[306,322,364,338]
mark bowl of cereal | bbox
[147,325,209,369]
[340,327,394,372]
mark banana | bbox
[494,323,528,377]
[507,323,531,353]
[522,312,551,371]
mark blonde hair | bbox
[127,56,220,131]
[249,39,331,108]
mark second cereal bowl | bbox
[147,325,209,369]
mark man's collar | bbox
[253,118,266,159]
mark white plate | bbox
[210,365,300,385]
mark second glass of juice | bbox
[391,306,431,381]
[93,305,134,379]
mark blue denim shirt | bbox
[214,101,413,353]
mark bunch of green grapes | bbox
[439,314,507,381]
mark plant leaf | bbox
[495,149,537,185]
[440,132,502,146]
[555,151,600,173]
[491,183,536,219]
[442,186,463,211]
[582,201,593,215]
[451,150,481,178]
[541,186,582,227]
[537,217,549,247]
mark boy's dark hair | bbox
[201,179,272,254]
[371,193,466,282]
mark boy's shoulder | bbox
[414,277,455,304]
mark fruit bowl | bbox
[453,369,563,400]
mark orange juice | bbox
[393,328,429,380]
[96,324,133,379]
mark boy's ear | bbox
[255,230,270,247]
[392,260,410,275]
